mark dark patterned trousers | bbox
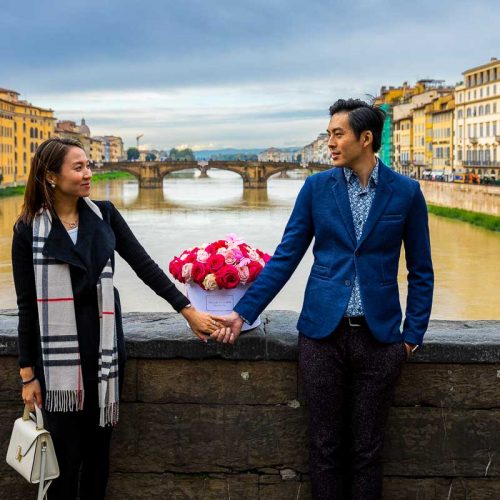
[299,322,406,500]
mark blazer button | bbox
[345,279,351,286]
[355,251,360,257]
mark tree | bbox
[145,153,157,161]
[127,147,140,161]
[169,148,195,161]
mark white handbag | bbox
[6,404,59,500]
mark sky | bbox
[1,0,499,151]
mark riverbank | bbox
[0,171,134,198]
[91,171,134,182]
[427,204,500,232]
[0,186,24,198]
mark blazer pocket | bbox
[310,263,330,278]
[380,214,403,222]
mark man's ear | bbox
[363,131,373,147]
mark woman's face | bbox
[51,146,92,199]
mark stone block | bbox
[136,359,298,404]
[384,408,500,476]
[394,363,500,408]
[383,477,500,499]
[0,356,20,401]
[121,358,137,402]
[107,472,259,499]
[111,402,308,473]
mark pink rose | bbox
[197,249,210,263]
[238,265,250,284]
[247,248,260,261]
[182,263,193,283]
[225,250,237,265]
[215,265,240,289]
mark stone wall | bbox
[419,180,500,216]
[0,310,499,499]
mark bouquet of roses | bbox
[169,234,271,290]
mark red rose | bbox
[205,240,227,255]
[207,254,225,273]
[169,258,183,280]
[185,252,197,264]
[191,261,207,284]
[215,265,240,289]
[247,261,263,282]
[240,245,249,258]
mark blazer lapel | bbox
[331,170,356,246]
[357,163,394,248]
[73,198,115,285]
[42,217,87,271]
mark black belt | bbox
[341,316,368,328]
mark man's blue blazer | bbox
[235,161,434,345]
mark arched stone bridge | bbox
[102,160,332,189]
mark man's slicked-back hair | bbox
[329,99,386,152]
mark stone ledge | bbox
[0,310,499,363]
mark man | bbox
[212,99,433,499]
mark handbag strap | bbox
[37,440,52,500]
[23,404,45,430]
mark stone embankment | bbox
[420,180,500,216]
[0,310,499,499]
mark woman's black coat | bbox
[12,198,189,390]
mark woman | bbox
[12,137,223,499]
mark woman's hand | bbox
[181,306,226,342]
[20,368,43,411]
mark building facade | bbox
[300,133,331,165]
[454,57,500,180]
[55,118,105,166]
[0,88,55,185]
[428,94,454,178]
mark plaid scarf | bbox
[33,198,119,426]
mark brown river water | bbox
[1,170,499,319]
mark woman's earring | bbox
[50,182,55,188]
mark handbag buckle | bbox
[15,445,22,462]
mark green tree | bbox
[169,148,195,161]
[127,147,140,161]
[145,153,157,161]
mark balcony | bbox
[469,137,478,144]
[462,160,500,168]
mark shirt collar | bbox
[343,158,379,187]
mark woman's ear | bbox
[46,175,56,188]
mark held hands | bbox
[210,311,244,345]
[181,306,226,342]
[20,367,43,411]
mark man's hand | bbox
[210,311,244,344]
[404,342,415,360]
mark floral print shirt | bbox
[343,160,379,316]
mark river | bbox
[1,170,499,319]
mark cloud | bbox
[1,0,498,148]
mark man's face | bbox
[326,112,365,168]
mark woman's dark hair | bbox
[329,99,386,152]
[17,137,85,225]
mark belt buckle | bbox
[348,317,362,327]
